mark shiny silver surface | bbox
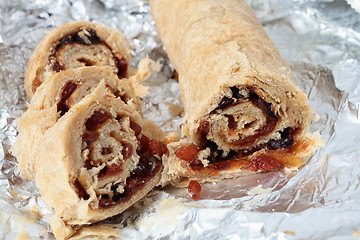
[0,0,359,239]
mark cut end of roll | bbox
[24,21,131,99]
[163,83,322,185]
[193,84,312,153]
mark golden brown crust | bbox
[24,21,130,99]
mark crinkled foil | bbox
[1,0,360,239]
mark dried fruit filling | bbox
[177,128,298,174]
[188,180,201,200]
[175,145,199,163]
[98,135,165,208]
[57,81,77,117]
[50,28,128,78]
[79,109,166,207]
[177,86,302,173]
[202,86,279,148]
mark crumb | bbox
[284,230,296,236]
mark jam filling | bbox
[98,133,165,209]
[181,127,297,173]
[205,87,279,148]
[57,81,77,117]
[82,110,112,169]
[182,86,299,173]
[82,113,138,173]
[78,110,165,206]
[50,28,128,78]
[98,154,162,208]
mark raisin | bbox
[121,143,133,159]
[101,147,112,155]
[245,155,282,172]
[189,159,205,170]
[226,115,237,130]
[57,81,77,116]
[138,135,150,153]
[148,139,167,158]
[130,121,142,136]
[198,120,210,134]
[106,163,123,176]
[256,156,281,171]
[188,180,201,200]
[267,128,294,149]
[175,145,199,162]
[115,57,128,79]
[85,110,111,131]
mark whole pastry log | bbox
[34,81,165,240]
[24,21,130,99]
[13,66,140,179]
[151,0,323,183]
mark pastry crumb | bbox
[284,230,296,236]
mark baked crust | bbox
[24,21,130,99]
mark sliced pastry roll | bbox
[34,81,165,240]
[151,0,323,184]
[25,21,130,99]
[13,66,140,179]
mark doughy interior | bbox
[74,107,165,209]
[49,28,127,79]
[196,85,299,163]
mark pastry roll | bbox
[24,21,130,99]
[13,66,140,179]
[151,0,323,184]
[34,81,165,240]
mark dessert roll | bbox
[24,21,130,99]
[151,0,323,183]
[34,82,165,239]
[13,66,140,179]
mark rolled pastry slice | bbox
[24,21,130,99]
[34,81,165,240]
[13,66,140,179]
[151,0,323,183]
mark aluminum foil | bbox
[1,0,360,239]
